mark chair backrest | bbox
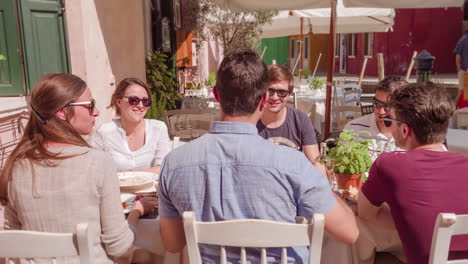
[360,102,374,116]
[342,84,362,106]
[429,213,468,264]
[163,109,219,140]
[0,223,92,264]
[333,105,362,132]
[183,211,325,264]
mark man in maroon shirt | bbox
[358,82,468,264]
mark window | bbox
[464,2,468,21]
[347,34,357,57]
[174,0,182,29]
[363,33,374,57]
[335,34,341,58]
[296,40,301,58]
[304,37,309,59]
[290,38,295,58]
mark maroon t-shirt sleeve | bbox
[361,156,388,207]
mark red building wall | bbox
[340,7,464,76]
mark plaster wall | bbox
[95,0,147,83]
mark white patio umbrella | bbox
[261,4,395,38]
[342,0,463,8]
[210,0,331,12]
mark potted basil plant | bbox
[324,130,373,191]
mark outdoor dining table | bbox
[450,108,468,129]
[321,196,404,264]
[446,128,468,157]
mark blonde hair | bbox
[0,73,91,206]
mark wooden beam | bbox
[405,51,418,81]
[377,53,385,81]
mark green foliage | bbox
[145,51,181,120]
[187,0,277,55]
[301,68,310,78]
[205,72,217,88]
[325,130,373,175]
[0,54,6,60]
[293,71,300,77]
[309,76,326,90]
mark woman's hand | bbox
[133,196,158,216]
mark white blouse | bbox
[89,119,170,172]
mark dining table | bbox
[320,194,405,264]
[119,181,181,264]
[446,128,468,157]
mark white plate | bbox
[118,172,158,193]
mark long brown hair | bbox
[0,73,91,205]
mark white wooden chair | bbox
[429,213,468,264]
[183,211,325,264]
[0,223,92,263]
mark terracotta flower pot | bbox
[335,173,362,191]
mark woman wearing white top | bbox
[89,78,170,174]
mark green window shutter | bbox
[0,1,24,96]
[19,0,68,91]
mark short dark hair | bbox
[268,64,294,92]
[375,76,408,95]
[216,49,268,116]
[389,82,455,144]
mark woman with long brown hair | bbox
[0,73,156,263]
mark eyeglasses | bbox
[382,117,403,128]
[372,97,390,112]
[67,99,96,115]
[123,96,152,107]
[268,88,290,98]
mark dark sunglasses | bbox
[67,99,96,115]
[372,97,390,112]
[382,117,403,128]
[123,96,152,107]
[268,88,290,98]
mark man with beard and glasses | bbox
[344,76,407,160]
[358,82,468,264]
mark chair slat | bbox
[240,247,247,264]
[260,248,267,264]
[281,247,287,264]
[220,246,226,264]
[429,213,468,264]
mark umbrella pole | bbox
[324,0,337,139]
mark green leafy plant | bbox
[0,54,6,60]
[301,68,310,78]
[145,50,181,120]
[293,71,300,77]
[309,76,326,90]
[204,72,216,88]
[325,130,373,175]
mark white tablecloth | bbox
[321,216,404,264]
[451,108,468,129]
[447,128,468,157]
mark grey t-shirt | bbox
[257,107,318,150]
